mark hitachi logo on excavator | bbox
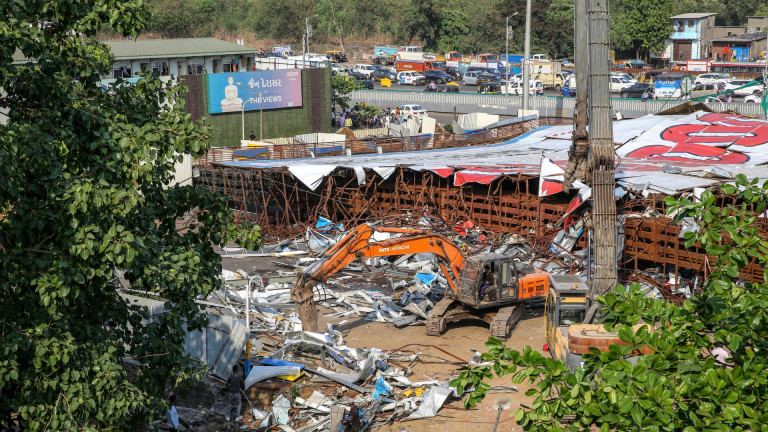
[376,245,410,252]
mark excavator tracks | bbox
[490,305,524,340]
[426,298,455,336]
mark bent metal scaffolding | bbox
[194,118,768,286]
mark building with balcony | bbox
[665,13,717,62]
[105,37,256,79]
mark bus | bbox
[709,61,767,78]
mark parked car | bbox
[467,66,500,75]
[610,76,633,92]
[478,83,503,94]
[353,64,377,78]
[503,80,544,95]
[371,65,397,81]
[425,84,460,93]
[445,66,463,80]
[733,81,764,96]
[392,104,427,119]
[348,69,368,81]
[332,65,353,77]
[611,72,638,85]
[724,79,751,92]
[424,70,454,84]
[397,71,426,85]
[691,82,725,99]
[477,73,503,85]
[619,83,654,99]
[694,73,732,85]
[462,71,481,85]
[744,92,762,103]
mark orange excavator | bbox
[291,224,550,339]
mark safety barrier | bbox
[350,89,765,118]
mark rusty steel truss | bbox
[194,123,768,285]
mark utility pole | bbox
[564,0,590,189]
[303,17,309,67]
[587,0,618,303]
[521,0,532,113]
[506,16,510,88]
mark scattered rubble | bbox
[160,212,699,431]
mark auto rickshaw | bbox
[326,50,348,63]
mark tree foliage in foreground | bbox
[453,174,768,431]
[0,1,261,430]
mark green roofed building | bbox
[105,37,256,78]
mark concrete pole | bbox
[574,0,588,140]
[522,0,532,112]
[587,0,618,300]
[564,0,590,191]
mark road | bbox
[361,78,756,102]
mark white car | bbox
[733,81,764,96]
[503,80,544,95]
[744,93,763,103]
[397,71,426,85]
[353,64,377,77]
[694,73,731,85]
[611,72,638,85]
[392,104,427,119]
[610,76,633,92]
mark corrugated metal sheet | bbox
[120,293,246,380]
[105,38,256,60]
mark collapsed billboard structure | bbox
[194,112,768,286]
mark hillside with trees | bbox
[137,0,768,60]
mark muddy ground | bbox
[172,253,546,431]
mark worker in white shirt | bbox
[167,394,180,432]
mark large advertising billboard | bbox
[207,69,302,114]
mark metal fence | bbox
[350,89,765,118]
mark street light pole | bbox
[505,12,519,94]
[506,16,510,89]
[522,0,532,113]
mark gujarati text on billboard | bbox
[207,69,303,114]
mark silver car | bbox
[461,71,480,86]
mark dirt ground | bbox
[216,253,546,432]
[322,310,545,432]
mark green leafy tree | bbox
[454,175,768,431]
[332,75,365,110]
[0,0,261,430]
[435,9,471,54]
[611,0,674,60]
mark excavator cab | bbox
[545,275,591,369]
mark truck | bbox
[653,72,692,99]
[445,51,464,68]
[291,224,551,338]
[395,59,446,73]
[396,46,437,62]
[501,54,526,65]
[372,45,399,66]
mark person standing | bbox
[225,365,243,422]
[248,130,256,141]
[345,116,353,129]
[167,395,180,432]
[339,113,346,129]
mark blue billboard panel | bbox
[207,70,303,114]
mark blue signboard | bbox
[207,70,303,114]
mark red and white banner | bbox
[538,156,566,197]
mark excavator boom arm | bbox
[292,224,467,331]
